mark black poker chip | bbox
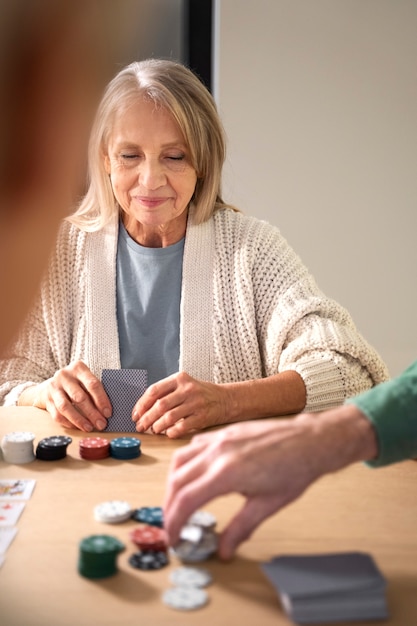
[128,550,169,571]
[36,435,72,461]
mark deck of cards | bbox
[261,552,388,624]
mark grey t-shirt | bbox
[116,221,184,385]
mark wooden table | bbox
[0,406,416,626]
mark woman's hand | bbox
[22,360,112,431]
[132,371,231,438]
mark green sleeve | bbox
[346,360,417,467]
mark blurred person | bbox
[0,0,140,353]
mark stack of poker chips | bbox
[35,435,72,461]
[171,510,218,563]
[78,534,125,579]
[162,566,213,611]
[1,431,36,464]
[109,436,141,460]
[128,524,169,571]
[79,437,110,460]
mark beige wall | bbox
[214,0,417,376]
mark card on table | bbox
[0,527,18,554]
[0,501,26,526]
[101,369,148,432]
[0,479,36,501]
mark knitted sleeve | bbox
[0,222,85,405]
[212,210,389,412]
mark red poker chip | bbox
[80,437,110,449]
[79,437,110,460]
[129,525,167,552]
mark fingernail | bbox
[84,422,93,432]
[96,419,107,430]
[136,422,144,433]
[104,408,112,418]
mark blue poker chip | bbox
[109,437,141,460]
[131,506,164,528]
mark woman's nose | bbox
[138,158,166,189]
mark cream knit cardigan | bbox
[0,208,389,410]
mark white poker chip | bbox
[2,431,35,443]
[180,524,203,544]
[170,566,213,588]
[162,586,209,611]
[1,432,36,464]
[172,529,218,563]
[94,500,132,523]
[188,510,217,530]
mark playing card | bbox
[102,369,148,432]
[0,527,17,554]
[261,552,386,598]
[0,479,36,500]
[0,501,26,526]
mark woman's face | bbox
[104,97,197,245]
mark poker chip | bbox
[131,506,164,527]
[129,525,167,552]
[109,437,141,460]
[188,510,217,530]
[128,550,169,571]
[162,586,209,611]
[169,566,213,588]
[1,432,36,464]
[79,437,110,460]
[94,500,132,523]
[78,534,125,579]
[35,435,72,461]
[171,511,218,563]
[180,524,203,543]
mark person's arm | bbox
[163,403,378,559]
[347,359,417,466]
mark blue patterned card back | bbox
[101,369,148,432]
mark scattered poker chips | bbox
[171,510,218,563]
[129,550,169,571]
[1,432,36,464]
[78,534,125,579]
[162,586,209,611]
[94,500,132,524]
[169,566,213,588]
[35,435,72,461]
[129,524,167,552]
[131,506,164,528]
[109,436,141,460]
[79,436,110,460]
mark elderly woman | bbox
[0,59,388,438]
